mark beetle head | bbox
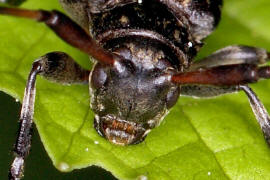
[90,45,180,145]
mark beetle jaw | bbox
[94,115,149,145]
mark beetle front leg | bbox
[240,85,270,144]
[180,83,270,145]
[176,45,270,144]
[9,52,89,180]
[181,45,270,97]
[170,63,270,145]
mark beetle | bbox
[1,0,270,179]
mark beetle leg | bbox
[180,85,239,98]
[182,45,269,97]
[189,45,269,71]
[240,85,270,145]
[0,7,117,65]
[9,52,89,180]
[169,63,270,145]
[180,84,270,145]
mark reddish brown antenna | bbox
[0,7,116,65]
[170,64,270,86]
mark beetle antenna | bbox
[0,7,117,65]
[170,64,270,86]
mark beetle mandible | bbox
[1,0,270,179]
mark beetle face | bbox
[90,45,180,145]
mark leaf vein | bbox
[179,107,231,180]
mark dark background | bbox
[0,91,117,179]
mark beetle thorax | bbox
[89,0,198,68]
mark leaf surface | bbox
[1,0,270,179]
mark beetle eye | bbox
[91,63,108,89]
[166,86,180,109]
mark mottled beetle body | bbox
[60,0,222,145]
[2,0,270,179]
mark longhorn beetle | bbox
[1,0,270,179]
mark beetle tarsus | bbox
[9,157,24,180]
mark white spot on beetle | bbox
[50,14,59,25]
[188,42,193,47]
[138,0,143,4]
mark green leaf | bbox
[1,0,270,179]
